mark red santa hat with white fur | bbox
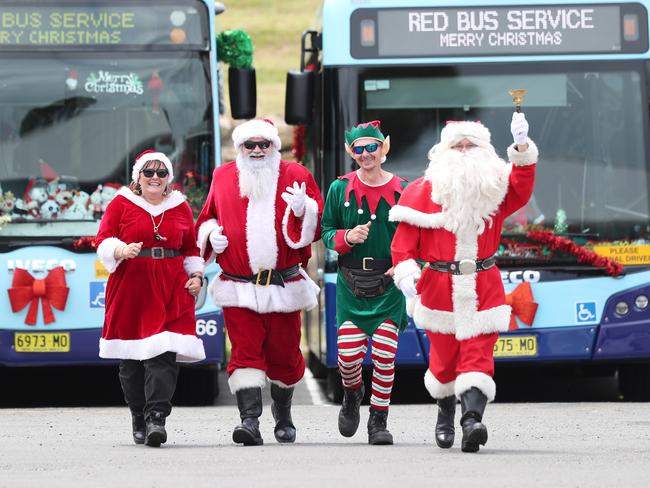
[231,118,282,150]
[131,150,174,183]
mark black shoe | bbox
[435,396,456,449]
[144,411,167,447]
[367,407,393,445]
[460,387,488,453]
[131,412,146,445]
[338,384,365,437]
[233,387,263,446]
[271,384,296,443]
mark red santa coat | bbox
[390,143,537,340]
[195,160,323,313]
[95,188,206,362]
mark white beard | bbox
[425,146,510,234]
[236,150,281,200]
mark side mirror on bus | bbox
[229,66,256,120]
[284,70,314,125]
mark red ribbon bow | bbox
[7,267,69,325]
[505,282,538,331]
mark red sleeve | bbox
[95,197,125,247]
[391,221,421,266]
[194,167,221,260]
[500,164,536,218]
[180,202,200,257]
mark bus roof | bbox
[322,0,650,66]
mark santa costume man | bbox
[195,119,323,446]
[389,113,537,452]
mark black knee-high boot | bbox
[460,387,488,453]
[271,384,296,443]
[233,387,264,446]
[435,395,456,449]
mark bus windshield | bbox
[0,52,213,237]
[361,61,650,261]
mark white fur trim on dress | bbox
[269,377,303,388]
[282,195,319,249]
[96,237,126,274]
[115,187,185,217]
[228,367,267,393]
[197,218,220,263]
[183,256,204,276]
[507,139,538,166]
[455,371,496,402]
[209,268,319,313]
[99,331,206,362]
[232,119,282,150]
[389,205,448,229]
[393,258,421,286]
[424,369,456,399]
[246,170,279,273]
[131,151,174,183]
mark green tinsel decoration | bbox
[217,30,254,69]
[554,208,568,234]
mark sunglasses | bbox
[141,168,169,178]
[243,140,272,150]
[352,143,379,155]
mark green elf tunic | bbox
[321,171,408,336]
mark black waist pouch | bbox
[340,266,394,299]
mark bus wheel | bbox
[618,364,650,401]
[174,367,220,405]
[308,351,328,379]
[326,369,344,403]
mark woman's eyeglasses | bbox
[243,140,272,150]
[352,143,379,155]
[141,169,169,178]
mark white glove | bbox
[209,227,229,254]
[398,274,417,299]
[281,181,307,217]
[510,112,529,145]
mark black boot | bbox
[460,387,488,453]
[338,383,365,437]
[435,396,456,449]
[271,384,296,443]
[131,411,146,445]
[144,411,167,447]
[367,407,393,445]
[233,387,263,446]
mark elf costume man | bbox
[195,119,323,446]
[321,121,408,445]
[390,113,537,452]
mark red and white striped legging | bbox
[337,320,399,410]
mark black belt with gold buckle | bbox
[137,247,181,259]
[426,256,496,275]
[221,265,301,288]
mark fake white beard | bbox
[236,150,281,200]
[425,146,510,234]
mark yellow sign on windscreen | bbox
[95,260,109,279]
[592,244,650,265]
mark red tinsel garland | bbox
[525,230,624,277]
[72,236,96,250]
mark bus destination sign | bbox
[0,3,207,49]
[351,4,648,58]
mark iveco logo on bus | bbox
[501,270,540,284]
[7,259,76,272]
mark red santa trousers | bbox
[224,307,305,386]
[426,331,498,385]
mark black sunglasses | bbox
[141,168,169,178]
[243,140,271,150]
[352,143,379,155]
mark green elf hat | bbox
[344,120,385,146]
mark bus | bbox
[286,0,650,401]
[0,0,252,403]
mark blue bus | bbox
[0,0,251,403]
[287,0,650,401]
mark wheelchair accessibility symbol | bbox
[90,282,106,308]
[575,301,597,324]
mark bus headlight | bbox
[634,294,649,310]
[615,301,629,316]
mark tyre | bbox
[618,364,650,401]
[326,368,344,403]
[174,366,220,405]
[308,351,328,379]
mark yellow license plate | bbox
[493,335,537,357]
[14,332,70,353]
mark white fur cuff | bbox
[183,256,205,276]
[455,371,496,402]
[197,218,219,262]
[96,237,126,274]
[424,369,456,399]
[282,195,319,249]
[228,367,267,394]
[389,205,448,229]
[393,258,421,286]
[507,139,539,166]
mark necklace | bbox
[151,212,167,241]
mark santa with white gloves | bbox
[195,118,324,446]
[389,113,537,453]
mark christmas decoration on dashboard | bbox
[553,208,568,234]
[148,71,163,113]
